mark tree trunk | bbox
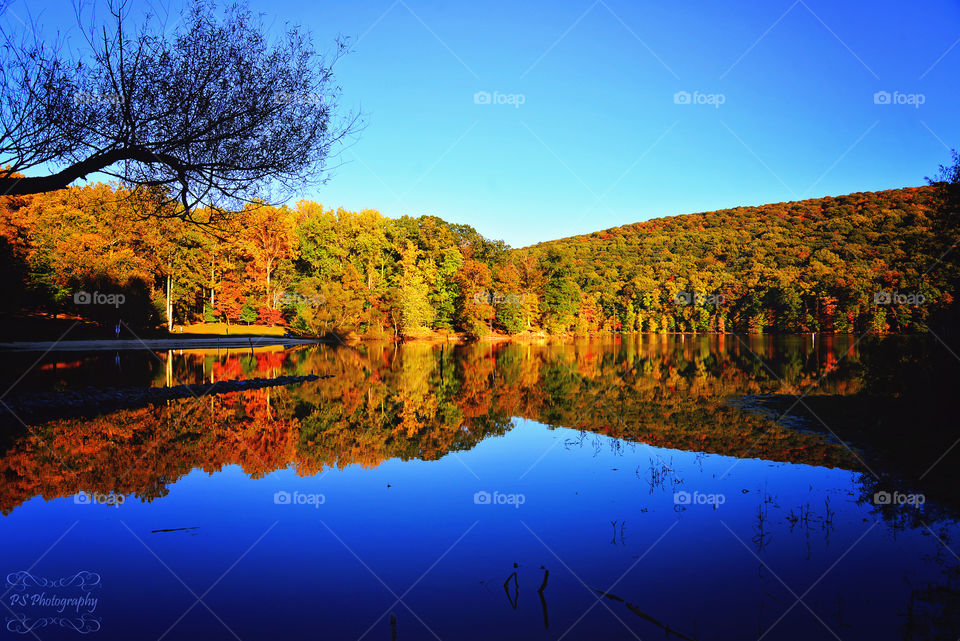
[266,258,272,309]
[166,273,173,332]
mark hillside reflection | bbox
[0,335,875,514]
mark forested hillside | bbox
[528,184,958,334]
[0,176,956,337]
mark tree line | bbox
[0,156,957,337]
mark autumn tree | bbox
[454,259,494,337]
[240,204,299,310]
[492,262,525,334]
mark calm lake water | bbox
[1,335,958,640]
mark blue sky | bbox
[7,0,960,247]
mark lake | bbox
[1,335,958,640]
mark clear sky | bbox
[6,0,960,247]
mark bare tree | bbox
[0,0,360,222]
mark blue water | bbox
[1,338,957,640]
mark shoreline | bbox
[0,336,327,352]
[0,330,905,352]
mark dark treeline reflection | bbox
[0,334,953,518]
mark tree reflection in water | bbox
[1,334,959,639]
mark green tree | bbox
[397,243,434,334]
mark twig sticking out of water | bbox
[538,568,549,629]
[593,589,698,641]
[504,571,519,610]
[823,497,835,530]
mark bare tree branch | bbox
[0,0,361,222]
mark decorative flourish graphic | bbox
[6,571,101,592]
[5,614,102,635]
